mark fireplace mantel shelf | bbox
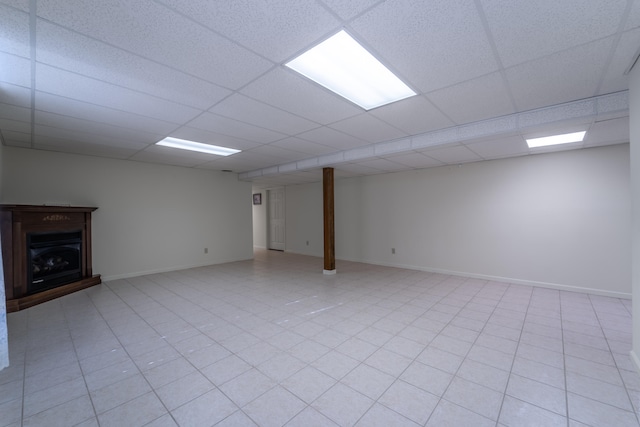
[1,205,101,312]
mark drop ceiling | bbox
[0,0,637,189]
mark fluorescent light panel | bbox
[156,137,240,156]
[285,30,416,110]
[526,131,586,148]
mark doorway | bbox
[268,188,285,251]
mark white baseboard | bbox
[101,256,253,282]
[104,251,630,299]
[334,256,632,299]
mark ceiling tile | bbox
[270,137,336,156]
[0,102,30,122]
[411,127,459,150]
[458,115,517,141]
[277,162,298,173]
[329,113,407,143]
[241,68,362,124]
[0,1,632,185]
[0,82,31,108]
[599,28,640,95]
[156,0,339,62]
[247,144,309,162]
[296,157,319,169]
[0,5,30,58]
[36,64,201,123]
[506,38,614,112]
[129,145,215,167]
[343,145,375,162]
[351,0,498,92]
[0,52,31,87]
[251,170,321,189]
[169,126,262,151]
[336,162,385,175]
[200,151,285,172]
[296,126,368,150]
[33,135,139,159]
[36,21,231,110]
[374,138,411,156]
[0,117,30,133]
[0,0,28,12]
[385,152,444,169]
[419,144,483,164]
[318,152,345,166]
[481,0,626,67]
[0,130,31,148]
[463,135,528,159]
[370,96,454,135]
[427,72,515,125]
[5,140,31,148]
[321,0,382,20]
[626,0,640,30]
[188,112,286,144]
[1,129,30,143]
[35,92,177,135]
[210,94,318,135]
[355,157,409,172]
[34,124,149,150]
[35,110,161,144]
[36,0,273,88]
[333,168,362,179]
[584,117,629,147]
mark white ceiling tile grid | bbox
[0,5,31,58]
[0,0,633,183]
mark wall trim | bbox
[283,249,631,298]
[104,249,630,299]
[100,256,253,281]
[336,256,632,299]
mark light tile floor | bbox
[2,249,640,426]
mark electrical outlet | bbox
[391,248,396,254]
[204,248,208,254]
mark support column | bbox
[323,167,336,275]
[630,65,640,372]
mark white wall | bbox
[1,147,254,280]
[284,183,323,256]
[0,142,8,371]
[286,144,631,297]
[630,64,640,370]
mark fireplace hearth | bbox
[1,205,101,312]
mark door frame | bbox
[267,187,286,251]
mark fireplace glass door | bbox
[27,231,83,293]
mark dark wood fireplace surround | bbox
[1,205,101,312]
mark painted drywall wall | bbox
[0,142,8,371]
[285,183,323,256]
[252,190,267,249]
[285,144,631,297]
[630,65,640,371]
[1,147,254,280]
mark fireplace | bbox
[28,231,83,293]
[1,205,101,312]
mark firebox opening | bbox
[27,231,83,294]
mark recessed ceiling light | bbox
[526,131,586,148]
[285,30,416,110]
[156,137,240,156]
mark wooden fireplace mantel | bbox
[1,205,101,312]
